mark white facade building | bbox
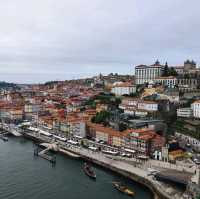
[155,76,178,88]
[120,97,158,116]
[172,66,184,75]
[68,121,86,138]
[137,101,158,112]
[135,110,148,117]
[111,83,136,96]
[135,61,164,85]
[191,101,200,119]
[177,108,193,118]
[24,103,41,113]
[8,110,23,120]
[175,132,200,151]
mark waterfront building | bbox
[68,120,86,138]
[8,109,23,121]
[86,122,165,155]
[86,121,124,147]
[111,82,136,96]
[177,108,193,118]
[191,100,200,119]
[38,116,54,129]
[58,120,69,133]
[135,60,164,85]
[123,128,165,155]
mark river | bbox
[0,137,153,199]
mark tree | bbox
[169,67,178,76]
[119,122,128,131]
[91,111,111,125]
[162,62,178,77]
[163,62,169,76]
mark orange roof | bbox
[124,128,157,141]
[138,134,154,141]
[87,122,128,137]
[113,82,135,88]
[124,128,152,134]
[169,149,184,155]
[135,64,147,68]
[192,100,200,104]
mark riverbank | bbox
[0,137,153,199]
[20,131,175,199]
[64,145,171,199]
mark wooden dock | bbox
[34,146,56,164]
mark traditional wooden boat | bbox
[113,182,135,197]
[83,163,96,179]
[2,136,8,142]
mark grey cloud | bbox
[0,0,199,82]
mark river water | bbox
[0,137,153,199]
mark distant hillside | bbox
[0,81,19,89]
[44,80,60,86]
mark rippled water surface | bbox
[0,137,153,199]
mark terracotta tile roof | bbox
[192,100,200,104]
[112,82,135,88]
[135,64,147,68]
[86,122,127,137]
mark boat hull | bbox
[113,182,135,197]
[83,163,96,180]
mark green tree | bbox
[162,62,178,77]
[119,122,128,131]
[169,67,178,76]
[91,111,111,125]
[163,62,169,76]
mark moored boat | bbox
[0,134,8,142]
[112,182,135,197]
[2,136,8,142]
[83,162,96,179]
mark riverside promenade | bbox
[62,145,176,199]
[21,131,180,199]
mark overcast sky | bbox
[0,0,199,83]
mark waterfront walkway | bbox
[62,145,183,199]
[23,131,191,199]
